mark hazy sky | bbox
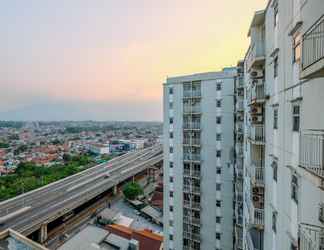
[1,0,266,121]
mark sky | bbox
[1,0,266,121]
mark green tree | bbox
[122,182,143,200]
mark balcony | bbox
[183,138,201,147]
[299,224,324,250]
[250,84,265,104]
[184,153,201,163]
[301,15,324,79]
[183,90,201,99]
[299,132,324,179]
[183,200,201,210]
[183,105,201,114]
[251,160,264,186]
[252,207,264,228]
[183,216,200,226]
[183,169,201,179]
[246,40,265,71]
[248,125,265,144]
[183,231,201,243]
[236,100,244,112]
[183,122,201,130]
[183,185,201,195]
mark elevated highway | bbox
[0,145,163,242]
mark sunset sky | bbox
[1,0,266,121]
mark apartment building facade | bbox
[163,69,237,250]
[243,0,324,249]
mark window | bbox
[216,183,221,191]
[169,220,174,227]
[272,161,278,182]
[216,117,222,124]
[169,235,173,241]
[216,150,221,158]
[216,232,221,240]
[272,211,277,233]
[293,34,301,63]
[169,132,173,139]
[170,177,174,183]
[216,83,222,91]
[319,203,324,223]
[169,87,173,95]
[216,167,222,174]
[170,191,174,198]
[292,105,300,132]
[169,147,173,153]
[273,108,278,129]
[216,133,222,141]
[169,102,173,109]
[169,118,174,124]
[169,206,174,212]
[291,174,298,203]
[216,216,222,224]
[274,57,279,78]
[216,200,222,207]
[216,99,222,108]
[170,162,174,168]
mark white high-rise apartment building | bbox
[163,69,238,250]
[243,0,324,249]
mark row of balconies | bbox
[183,231,201,242]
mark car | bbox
[104,173,111,179]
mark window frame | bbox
[292,105,300,132]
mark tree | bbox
[122,182,143,200]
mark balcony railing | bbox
[246,40,265,71]
[299,224,324,250]
[183,231,201,242]
[183,90,202,98]
[183,200,201,210]
[236,100,244,112]
[184,170,201,179]
[252,208,264,227]
[183,138,200,146]
[252,167,264,186]
[299,132,324,178]
[251,84,265,102]
[301,15,324,78]
[183,105,201,114]
[184,153,201,162]
[249,125,265,143]
[183,122,201,130]
[183,185,200,194]
[183,216,200,226]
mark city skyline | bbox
[1,0,266,121]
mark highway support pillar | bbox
[113,185,117,196]
[40,223,48,244]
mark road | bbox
[0,145,163,235]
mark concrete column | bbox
[40,223,48,243]
[113,185,117,195]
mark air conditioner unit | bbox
[250,70,263,79]
[253,195,260,202]
[251,115,263,123]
